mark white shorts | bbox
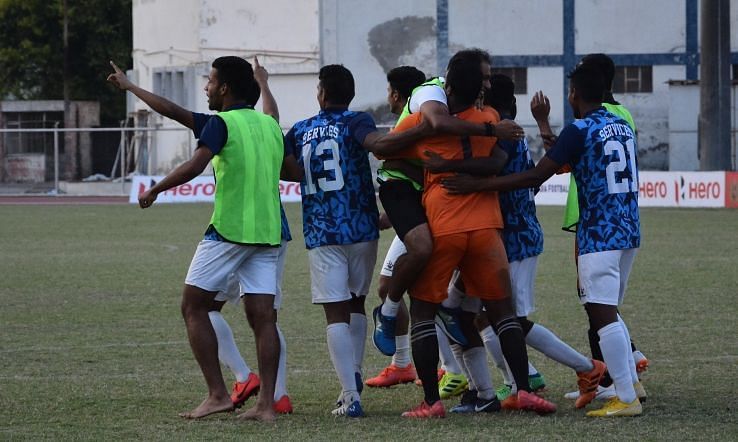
[185,240,280,297]
[215,241,289,309]
[577,248,638,306]
[380,235,407,277]
[509,256,538,317]
[309,240,378,304]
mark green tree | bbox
[0,0,131,124]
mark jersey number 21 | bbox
[605,139,638,194]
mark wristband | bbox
[484,122,496,137]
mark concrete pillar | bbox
[699,0,732,170]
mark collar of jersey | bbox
[222,103,254,112]
[321,106,349,113]
[584,106,607,117]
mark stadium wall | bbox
[130,0,738,175]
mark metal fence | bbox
[0,126,191,195]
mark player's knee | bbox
[517,316,535,335]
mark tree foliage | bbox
[0,0,132,124]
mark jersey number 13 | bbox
[301,139,345,195]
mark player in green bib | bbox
[111,56,284,422]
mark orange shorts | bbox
[410,228,512,303]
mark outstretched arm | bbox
[441,156,561,194]
[421,100,524,141]
[362,120,431,156]
[138,146,213,208]
[253,56,279,122]
[107,60,195,130]
[423,146,509,176]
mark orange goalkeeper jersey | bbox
[393,107,503,236]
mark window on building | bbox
[613,66,652,93]
[733,64,738,80]
[153,69,186,105]
[490,67,528,94]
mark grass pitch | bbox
[1,203,737,440]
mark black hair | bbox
[485,74,515,112]
[386,66,426,100]
[319,64,355,105]
[447,48,491,70]
[568,64,606,103]
[211,56,258,105]
[445,51,483,106]
[579,53,615,89]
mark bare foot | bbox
[179,395,234,419]
[237,405,277,423]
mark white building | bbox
[130,0,738,174]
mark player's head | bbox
[207,56,258,111]
[567,64,606,118]
[386,66,426,115]
[445,50,483,108]
[485,74,517,119]
[579,53,615,91]
[447,49,492,91]
[318,64,355,109]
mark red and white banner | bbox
[129,175,301,204]
[131,173,737,208]
[535,171,734,208]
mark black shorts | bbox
[378,179,427,241]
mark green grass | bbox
[1,203,737,440]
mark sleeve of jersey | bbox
[349,113,378,145]
[197,115,227,155]
[545,124,585,167]
[283,127,299,158]
[409,86,447,113]
[191,112,211,139]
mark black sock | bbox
[588,327,613,387]
[495,317,531,393]
[411,320,440,404]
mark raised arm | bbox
[530,91,556,147]
[423,146,509,176]
[421,100,524,141]
[253,57,279,122]
[107,60,194,130]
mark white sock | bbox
[391,334,412,367]
[274,324,288,399]
[349,313,367,375]
[381,297,400,317]
[480,325,514,386]
[326,323,358,394]
[617,315,640,384]
[436,323,462,374]
[598,322,637,403]
[442,283,465,309]
[451,343,472,387]
[209,311,251,382]
[526,324,593,372]
[463,346,495,400]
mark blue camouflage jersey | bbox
[497,131,543,262]
[546,107,640,255]
[284,108,379,249]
